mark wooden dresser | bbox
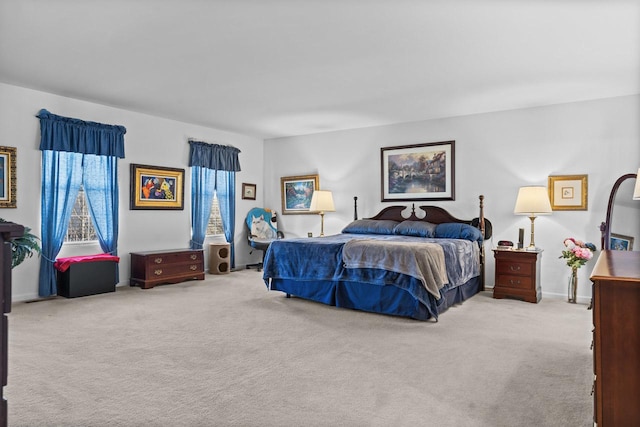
[0,223,24,427]
[493,249,542,303]
[590,250,640,426]
[130,249,205,289]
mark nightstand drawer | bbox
[496,274,533,290]
[496,260,533,276]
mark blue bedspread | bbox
[262,233,479,303]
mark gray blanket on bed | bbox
[342,239,448,299]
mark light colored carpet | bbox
[7,270,593,426]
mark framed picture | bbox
[242,183,257,200]
[130,164,184,210]
[381,140,455,202]
[0,146,16,208]
[280,174,319,214]
[548,175,588,211]
[610,233,634,251]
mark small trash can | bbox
[209,243,230,274]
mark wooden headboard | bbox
[355,195,492,240]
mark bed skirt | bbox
[267,275,482,321]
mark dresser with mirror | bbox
[590,171,639,426]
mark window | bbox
[65,186,97,242]
[206,194,224,236]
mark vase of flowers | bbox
[560,238,596,303]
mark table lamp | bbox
[633,168,640,200]
[309,190,335,237]
[514,186,552,250]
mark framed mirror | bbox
[601,173,639,250]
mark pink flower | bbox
[572,247,593,260]
[564,238,576,249]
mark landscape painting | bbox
[381,140,455,201]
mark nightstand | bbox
[493,249,542,303]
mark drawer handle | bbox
[190,265,198,271]
[154,269,163,276]
[154,257,163,264]
[509,279,521,285]
[509,265,521,272]
[190,254,197,260]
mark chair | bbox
[245,208,283,271]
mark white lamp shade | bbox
[514,186,552,215]
[309,190,335,212]
[633,168,640,200]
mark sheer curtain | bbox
[37,109,125,297]
[188,140,241,268]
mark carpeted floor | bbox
[7,270,593,426]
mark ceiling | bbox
[1,0,638,140]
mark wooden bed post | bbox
[479,194,486,291]
[353,196,358,221]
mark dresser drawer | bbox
[495,274,533,290]
[146,251,203,265]
[145,261,203,278]
[496,260,533,277]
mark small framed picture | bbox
[242,183,257,200]
[610,233,634,251]
[548,174,588,211]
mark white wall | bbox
[0,83,265,301]
[264,95,640,303]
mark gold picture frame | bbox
[280,174,319,214]
[548,174,588,211]
[0,146,17,208]
[130,163,185,210]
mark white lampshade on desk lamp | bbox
[514,186,552,250]
[309,190,335,237]
[633,168,640,200]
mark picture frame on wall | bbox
[0,146,17,208]
[610,233,634,251]
[242,183,257,200]
[548,174,588,211]
[380,140,455,201]
[280,174,319,214]
[130,163,185,210]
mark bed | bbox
[262,195,491,321]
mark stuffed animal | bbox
[251,214,277,239]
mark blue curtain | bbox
[37,109,125,297]
[190,165,216,250]
[84,154,120,278]
[216,171,236,268]
[39,151,83,296]
[188,141,241,267]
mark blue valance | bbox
[36,109,126,158]
[188,140,241,172]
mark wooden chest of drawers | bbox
[130,248,205,289]
[590,251,640,426]
[492,249,542,303]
